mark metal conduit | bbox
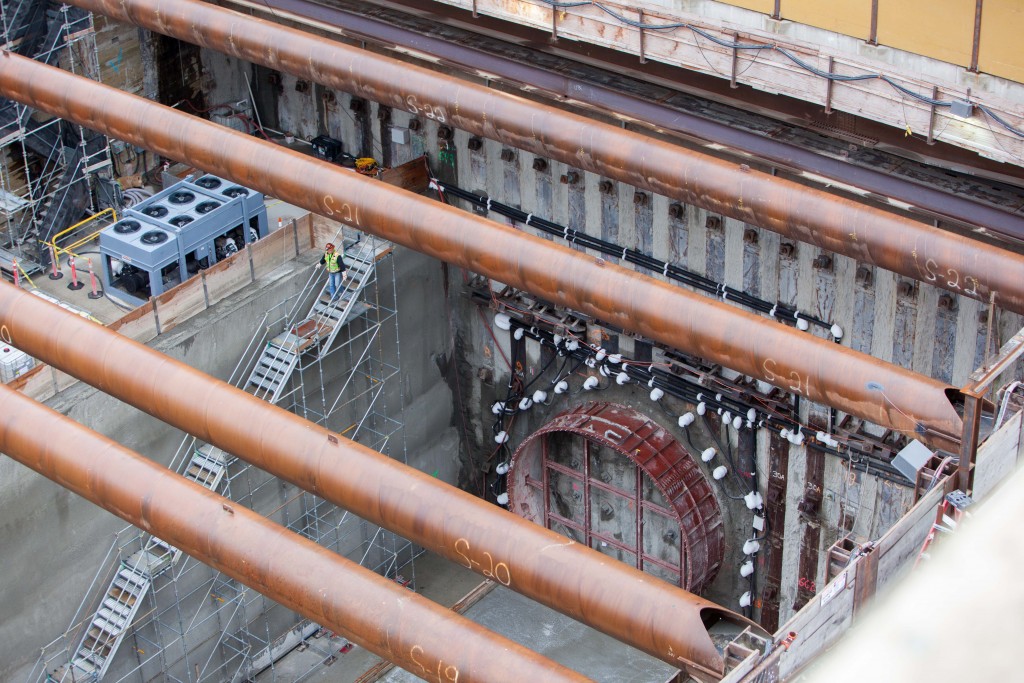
[0,288,748,677]
[0,384,592,683]
[68,0,1024,315]
[0,52,963,446]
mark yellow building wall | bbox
[876,0,974,67]
[781,0,871,41]
[706,0,1024,82]
[978,0,1024,83]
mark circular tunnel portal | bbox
[508,402,724,593]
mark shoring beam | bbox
[0,285,743,678]
[0,51,962,445]
[69,0,1024,315]
[0,384,592,683]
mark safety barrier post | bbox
[49,244,63,280]
[87,258,102,299]
[67,257,84,290]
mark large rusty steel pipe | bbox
[69,0,1024,315]
[0,285,746,678]
[0,385,591,683]
[0,51,962,445]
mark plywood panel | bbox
[782,0,871,40]
[979,1,1024,95]
[153,277,207,335]
[877,0,974,67]
[203,254,253,307]
[249,226,296,278]
[108,304,158,343]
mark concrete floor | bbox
[254,551,485,682]
[255,551,679,682]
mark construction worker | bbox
[316,242,347,300]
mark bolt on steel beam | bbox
[67,0,1024,315]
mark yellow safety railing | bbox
[45,207,118,264]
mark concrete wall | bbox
[0,257,310,680]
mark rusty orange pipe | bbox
[0,384,592,683]
[0,291,746,678]
[69,0,1024,315]
[0,52,962,448]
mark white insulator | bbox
[715,393,723,401]
[816,431,828,443]
[496,492,509,506]
[679,412,695,428]
[554,380,569,394]
[495,462,510,476]
[494,430,509,444]
[566,339,579,351]
[696,393,704,401]
[732,415,744,430]
[780,428,790,440]
[744,491,764,510]
[701,447,716,463]
[740,561,755,578]
[513,327,525,340]
[553,334,563,347]
[518,397,533,411]
[650,388,665,401]
[739,591,752,608]
[790,428,805,446]
[491,402,504,415]
[616,372,630,385]
[723,411,732,424]
[747,408,757,422]
[598,364,609,376]
[796,317,809,331]
[647,378,655,388]
[608,353,622,365]
[713,465,728,480]
[716,407,723,416]
[746,420,754,429]
[595,348,607,362]
[493,313,512,330]
[697,402,707,416]
[583,376,600,391]
[831,324,844,340]
[585,357,597,368]
[532,390,548,403]
[743,539,760,555]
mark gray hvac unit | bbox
[98,215,182,307]
[101,178,268,307]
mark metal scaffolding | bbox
[30,232,413,682]
[0,2,112,274]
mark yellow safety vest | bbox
[324,251,343,273]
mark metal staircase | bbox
[66,443,232,680]
[245,238,377,404]
[43,236,397,682]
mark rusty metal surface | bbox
[0,281,746,677]
[0,384,591,683]
[508,402,724,593]
[0,52,965,450]
[68,0,1024,315]
[244,0,1024,242]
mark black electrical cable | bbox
[438,180,837,335]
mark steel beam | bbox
[68,0,1024,314]
[0,384,591,683]
[0,283,747,677]
[0,52,964,450]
